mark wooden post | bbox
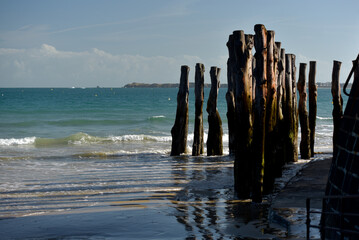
[331,60,342,155]
[226,34,236,155]
[232,30,254,198]
[206,66,223,156]
[297,63,311,159]
[192,63,205,156]
[284,54,293,161]
[284,54,298,162]
[291,55,299,162]
[171,65,190,156]
[263,30,278,193]
[252,24,267,203]
[308,61,317,157]
[276,44,284,123]
[276,45,286,174]
[266,31,278,133]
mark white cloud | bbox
[0,44,221,87]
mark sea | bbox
[0,87,346,239]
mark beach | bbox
[0,88,339,239]
[0,152,332,239]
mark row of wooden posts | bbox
[170,64,223,157]
[171,24,320,202]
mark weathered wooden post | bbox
[276,47,286,169]
[226,34,236,155]
[252,24,267,202]
[263,30,278,193]
[171,65,189,156]
[232,30,254,198]
[308,61,317,157]
[284,54,299,162]
[284,54,293,161]
[291,55,299,162]
[297,63,311,159]
[331,60,342,155]
[276,44,284,123]
[192,63,205,156]
[266,31,278,133]
[206,66,223,156]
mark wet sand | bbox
[0,154,332,239]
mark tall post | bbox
[206,67,223,156]
[276,44,284,123]
[226,34,236,154]
[331,60,342,156]
[192,63,205,156]
[263,30,278,193]
[284,54,293,161]
[284,54,298,162]
[252,24,267,203]
[232,30,254,198]
[309,61,317,157]
[297,63,311,159]
[171,65,190,156]
[291,55,299,162]
[276,47,286,169]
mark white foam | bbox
[317,116,333,120]
[110,134,171,142]
[0,137,36,146]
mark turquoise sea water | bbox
[0,87,347,239]
[0,87,340,156]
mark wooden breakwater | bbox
[226,24,320,201]
[226,24,303,201]
[171,24,319,202]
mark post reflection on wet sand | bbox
[169,155,280,239]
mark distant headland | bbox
[123,82,223,88]
[123,82,350,89]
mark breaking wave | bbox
[0,137,36,146]
[0,132,172,147]
[317,116,333,120]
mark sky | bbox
[0,0,358,87]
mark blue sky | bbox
[0,0,358,87]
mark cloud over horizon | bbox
[1,44,222,87]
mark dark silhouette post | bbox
[297,63,311,159]
[331,60,343,155]
[192,63,205,156]
[206,67,223,156]
[171,65,190,156]
[309,61,317,157]
[291,55,299,162]
[252,24,267,202]
[226,34,236,155]
[276,47,286,170]
[263,30,278,193]
[232,30,254,198]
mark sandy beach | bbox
[0,153,332,239]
